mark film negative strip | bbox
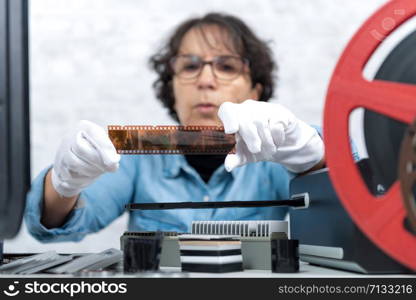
[398,119,416,234]
[108,125,235,155]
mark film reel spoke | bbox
[331,79,416,123]
[377,211,415,262]
[358,80,416,123]
[365,185,403,234]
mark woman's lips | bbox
[194,103,217,114]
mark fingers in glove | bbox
[224,135,250,172]
[65,149,108,177]
[218,102,240,134]
[71,132,112,173]
[269,122,286,147]
[224,154,243,172]
[254,119,277,154]
[238,121,262,154]
[77,120,120,172]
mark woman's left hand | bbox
[218,100,324,173]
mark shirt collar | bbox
[162,155,184,178]
[162,155,236,179]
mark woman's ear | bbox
[249,83,263,100]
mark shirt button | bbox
[203,195,210,202]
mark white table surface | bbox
[1,262,414,278]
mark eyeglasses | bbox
[170,55,249,81]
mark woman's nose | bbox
[196,64,217,89]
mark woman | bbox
[26,13,325,242]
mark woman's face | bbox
[172,26,262,126]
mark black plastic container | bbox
[271,239,299,273]
[123,232,163,273]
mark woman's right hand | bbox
[51,120,120,198]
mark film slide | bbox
[108,125,236,155]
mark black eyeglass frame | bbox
[169,54,250,81]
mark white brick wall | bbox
[5,0,387,253]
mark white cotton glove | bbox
[218,100,324,173]
[51,120,121,198]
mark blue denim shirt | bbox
[24,128,359,243]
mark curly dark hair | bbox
[149,12,277,122]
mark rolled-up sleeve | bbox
[25,156,137,243]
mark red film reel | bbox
[324,0,416,270]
